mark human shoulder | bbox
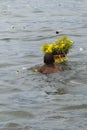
[38,65,46,73]
[55,64,63,71]
[38,64,63,74]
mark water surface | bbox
[0,0,87,130]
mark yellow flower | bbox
[40,35,73,56]
[61,43,65,48]
[49,44,53,51]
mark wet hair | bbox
[44,53,54,65]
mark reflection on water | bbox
[0,0,87,129]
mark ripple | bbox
[0,110,34,119]
[0,0,87,130]
[4,122,21,128]
[63,104,87,110]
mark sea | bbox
[0,0,87,130]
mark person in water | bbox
[38,53,63,74]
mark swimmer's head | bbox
[44,53,54,65]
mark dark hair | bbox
[44,53,54,65]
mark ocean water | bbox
[0,0,87,129]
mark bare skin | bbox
[39,64,63,74]
[34,53,63,74]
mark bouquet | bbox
[40,36,73,63]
